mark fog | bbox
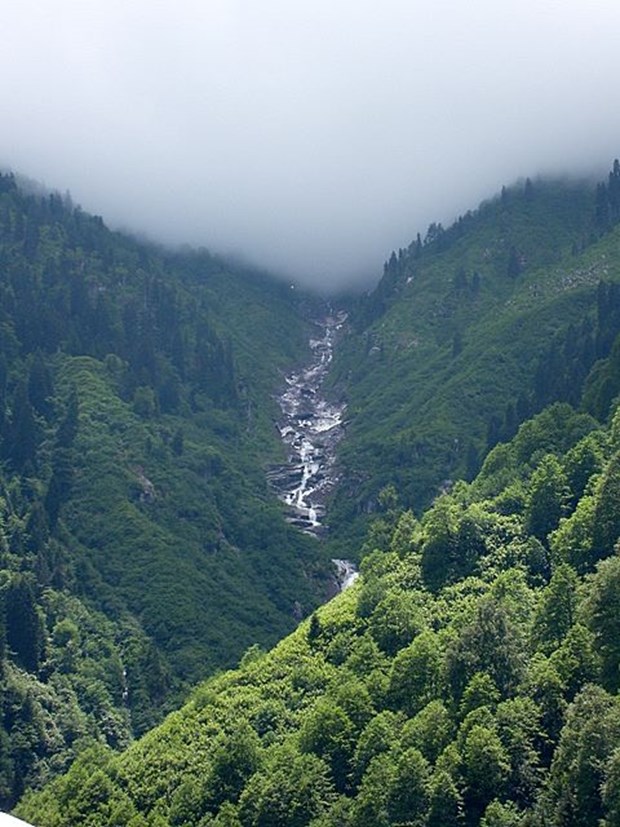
[2,0,620,291]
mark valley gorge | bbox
[266,307,358,590]
[9,165,620,827]
[267,308,347,537]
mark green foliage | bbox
[582,556,620,692]
[459,672,501,719]
[402,700,454,764]
[19,388,620,823]
[385,747,430,825]
[543,685,620,826]
[368,588,425,655]
[238,745,336,827]
[352,711,400,782]
[0,175,332,808]
[480,799,522,826]
[204,726,262,810]
[532,563,579,653]
[327,172,620,553]
[591,451,620,561]
[3,574,45,671]
[427,768,463,826]
[299,702,355,792]
[13,165,620,826]
[524,454,570,542]
[388,630,444,716]
[448,596,525,699]
[461,724,510,817]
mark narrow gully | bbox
[267,309,358,589]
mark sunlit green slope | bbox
[18,400,620,826]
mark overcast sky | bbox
[2,1,620,291]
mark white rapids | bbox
[331,558,360,590]
[267,309,347,537]
[267,309,359,592]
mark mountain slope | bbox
[17,399,620,826]
[6,161,620,818]
[326,174,620,554]
[0,174,331,807]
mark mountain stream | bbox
[267,309,358,590]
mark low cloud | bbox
[2,1,620,291]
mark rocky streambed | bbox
[267,308,358,589]
[267,309,347,535]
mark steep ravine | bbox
[267,309,357,588]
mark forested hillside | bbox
[0,174,332,808]
[326,169,620,554]
[17,397,620,825]
[7,162,620,824]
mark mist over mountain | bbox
[4,147,620,824]
[3,1,620,290]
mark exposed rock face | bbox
[267,310,347,537]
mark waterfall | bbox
[267,309,347,536]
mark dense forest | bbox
[0,173,333,809]
[16,401,620,825]
[326,171,620,555]
[5,162,620,824]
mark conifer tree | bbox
[6,381,38,470]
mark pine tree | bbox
[6,381,38,470]
[27,350,54,419]
[5,575,44,672]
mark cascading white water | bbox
[331,558,359,590]
[267,310,347,536]
[267,309,358,592]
